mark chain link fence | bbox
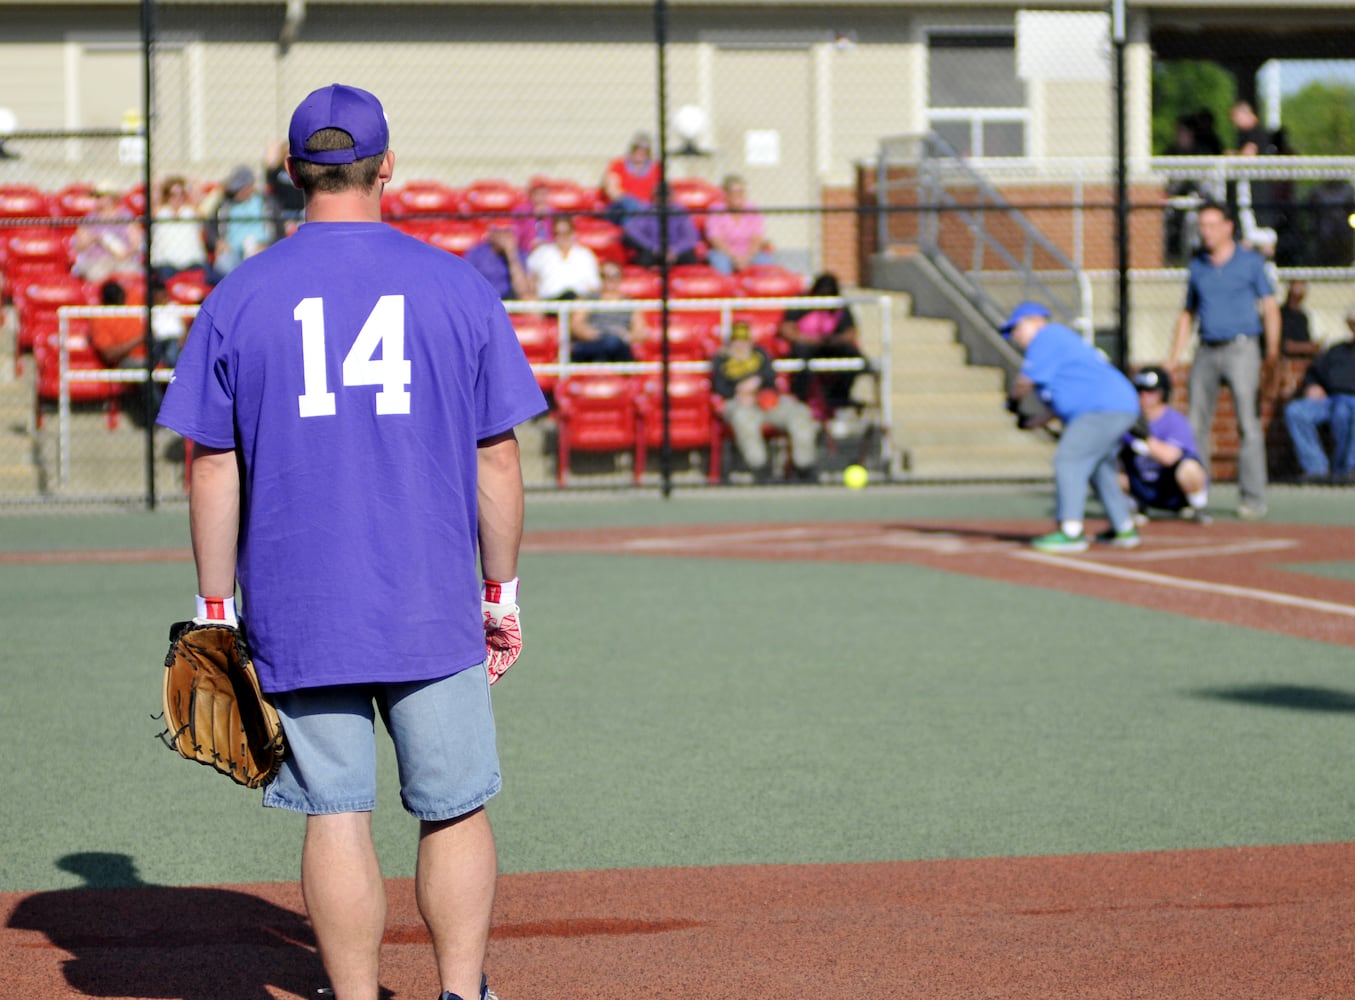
[2,3,1353,505]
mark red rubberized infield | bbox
[4,843,1355,998]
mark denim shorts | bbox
[262,664,501,822]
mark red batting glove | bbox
[482,578,522,684]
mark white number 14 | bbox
[295,295,412,417]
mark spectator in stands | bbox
[465,222,533,300]
[602,130,659,224]
[150,175,206,278]
[1283,312,1355,484]
[1119,366,1212,524]
[779,271,868,413]
[71,186,142,284]
[203,164,274,279]
[1003,300,1142,552]
[711,319,818,483]
[704,174,775,275]
[513,180,557,253]
[525,215,600,300]
[264,138,305,239]
[568,261,642,363]
[620,200,702,268]
[1278,280,1320,358]
[1166,201,1279,520]
[87,278,145,367]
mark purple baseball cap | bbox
[288,84,389,164]
[999,300,1051,336]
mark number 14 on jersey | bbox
[295,295,412,417]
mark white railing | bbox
[53,292,893,487]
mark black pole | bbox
[1112,0,1130,372]
[655,0,672,497]
[141,0,157,508]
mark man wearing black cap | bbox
[158,84,546,1000]
[1120,366,1212,523]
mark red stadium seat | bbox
[553,374,641,486]
[668,263,737,300]
[736,263,805,298]
[3,228,72,302]
[383,180,461,219]
[15,273,97,365]
[166,268,213,305]
[633,312,720,363]
[635,373,721,483]
[618,265,661,300]
[460,179,523,217]
[509,312,561,393]
[528,176,603,213]
[51,183,99,225]
[419,218,490,255]
[32,328,128,430]
[572,215,626,265]
[0,185,53,222]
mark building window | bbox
[926,31,1028,157]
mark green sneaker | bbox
[1031,530,1089,553]
[1095,526,1142,548]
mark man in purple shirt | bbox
[157,84,546,1000]
[620,200,702,267]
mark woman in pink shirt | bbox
[705,174,775,275]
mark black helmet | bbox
[1133,365,1171,402]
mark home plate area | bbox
[524,520,1355,647]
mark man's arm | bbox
[1167,309,1195,371]
[188,444,240,599]
[1259,294,1281,364]
[477,429,525,584]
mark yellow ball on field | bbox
[843,464,869,490]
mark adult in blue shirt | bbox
[1167,202,1279,520]
[1004,301,1142,553]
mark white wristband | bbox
[482,577,519,604]
[1129,438,1151,456]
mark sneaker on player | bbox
[1094,526,1142,548]
[439,976,497,1000]
[1178,506,1213,525]
[1030,530,1089,553]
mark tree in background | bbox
[1152,60,1236,154]
[1280,81,1355,155]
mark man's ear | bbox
[284,156,302,187]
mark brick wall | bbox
[820,185,860,286]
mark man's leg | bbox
[418,808,498,1000]
[1224,338,1267,506]
[728,402,770,471]
[302,812,386,1000]
[1187,347,1223,474]
[1283,396,1333,477]
[1329,395,1355,477]
[773,397,819,471]
[1051,415,1106,528]
[1083,412,1139,532]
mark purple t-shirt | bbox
[157,221,547,692]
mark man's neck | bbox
[304,191,382,223]
[1208,240,1236,266]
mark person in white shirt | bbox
[525,215,600,300]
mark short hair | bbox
[291,128,383,195]
[1197,200,1234,226]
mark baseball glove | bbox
[160,620,285,789]
[1006,390,1057,431]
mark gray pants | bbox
[727,395,819,469]
[1054,409,1139,530]
[1188,336,1266,507]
